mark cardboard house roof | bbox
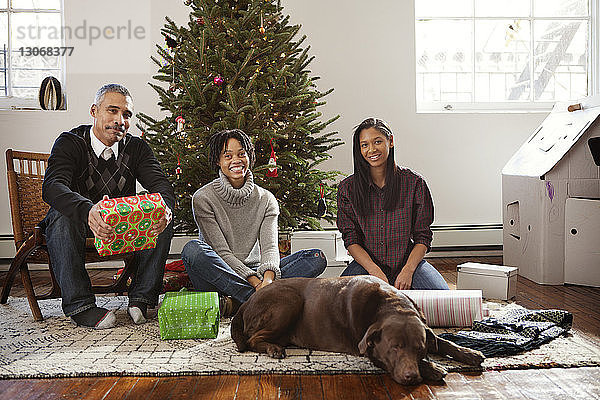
[503,95,600,178]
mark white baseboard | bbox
[430,224,502,247]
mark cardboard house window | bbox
[415,0,596,112]
[0,1,65,110]
[589,137,600,166]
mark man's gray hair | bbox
[94,83,132,105]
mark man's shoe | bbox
[71,307,116,329]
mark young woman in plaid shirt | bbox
[336,118,449,290]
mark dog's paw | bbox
[266,344,286,359]
[462,348,485,366]
[419,359,447,382]
[427,366,447,382]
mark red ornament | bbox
[175,115,185,132]
[213,75,224,86]
[176,155,182,178]
[197,17,204,25]
[266,138,278,178]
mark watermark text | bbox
[16,20,146,46]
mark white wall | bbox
[282,0,546,227]
[0,0,547,247]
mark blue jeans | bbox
[43,207,173,316]
[341,259,449,290]
[181,239,328,303]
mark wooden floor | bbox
[1,256,599,399]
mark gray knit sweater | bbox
[191,170,281,280]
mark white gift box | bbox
[291,230,350,266]
[457,262,518,300]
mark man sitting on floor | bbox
[41,83,174,329]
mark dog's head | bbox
[358,313,435,385]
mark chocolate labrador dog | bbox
[231,275,485,385]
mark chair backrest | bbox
[6,149,50,249]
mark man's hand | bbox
[88,195,114,241]
[149,205,172,237]
[255,270,275,291]
[394,267,414,290]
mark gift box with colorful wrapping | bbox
[158,290,220,340]
[94,193,166,256]
[400,290,484,327]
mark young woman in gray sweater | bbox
[182,129,327,314]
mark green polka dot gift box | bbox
[94,193,166,256]
[158,290,220,340]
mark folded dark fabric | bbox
[439,308,573,357]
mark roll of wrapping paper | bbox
[400,290,484,327]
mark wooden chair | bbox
[0,149,137,321]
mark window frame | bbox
[0,0,66,110]
[415,0,599,113]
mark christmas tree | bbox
[137,0,342,233]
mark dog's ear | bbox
[358,323,381,355]
[405,296,427,322]
[349,282,381,328]
[425,327,438,353]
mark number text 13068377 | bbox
[18,47,74,56]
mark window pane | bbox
[416,20,473,103]
[11,0,61,10]
[0,13,6,70]
[0,12,6,44]
[416,0,472,18]
[11,67,59,98]
[475,0,530,17]
[0,71,6,96]
[533,20,588,100]
[10,12,61,69]
[0,1,6,8]
[475,20,531,101]
[534,0,588,17]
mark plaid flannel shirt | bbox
[336,167,434,276]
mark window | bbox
[0,0,64,109]
[415,0,598,112]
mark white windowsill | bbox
[416,101,557,114]
[0,97,67,111]
[416,108,551,114]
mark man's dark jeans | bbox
[43,207,173,316]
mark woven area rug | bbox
[1,296,599,379]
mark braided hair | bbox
[208,129,256,171]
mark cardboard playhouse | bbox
[502,95,600,286]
